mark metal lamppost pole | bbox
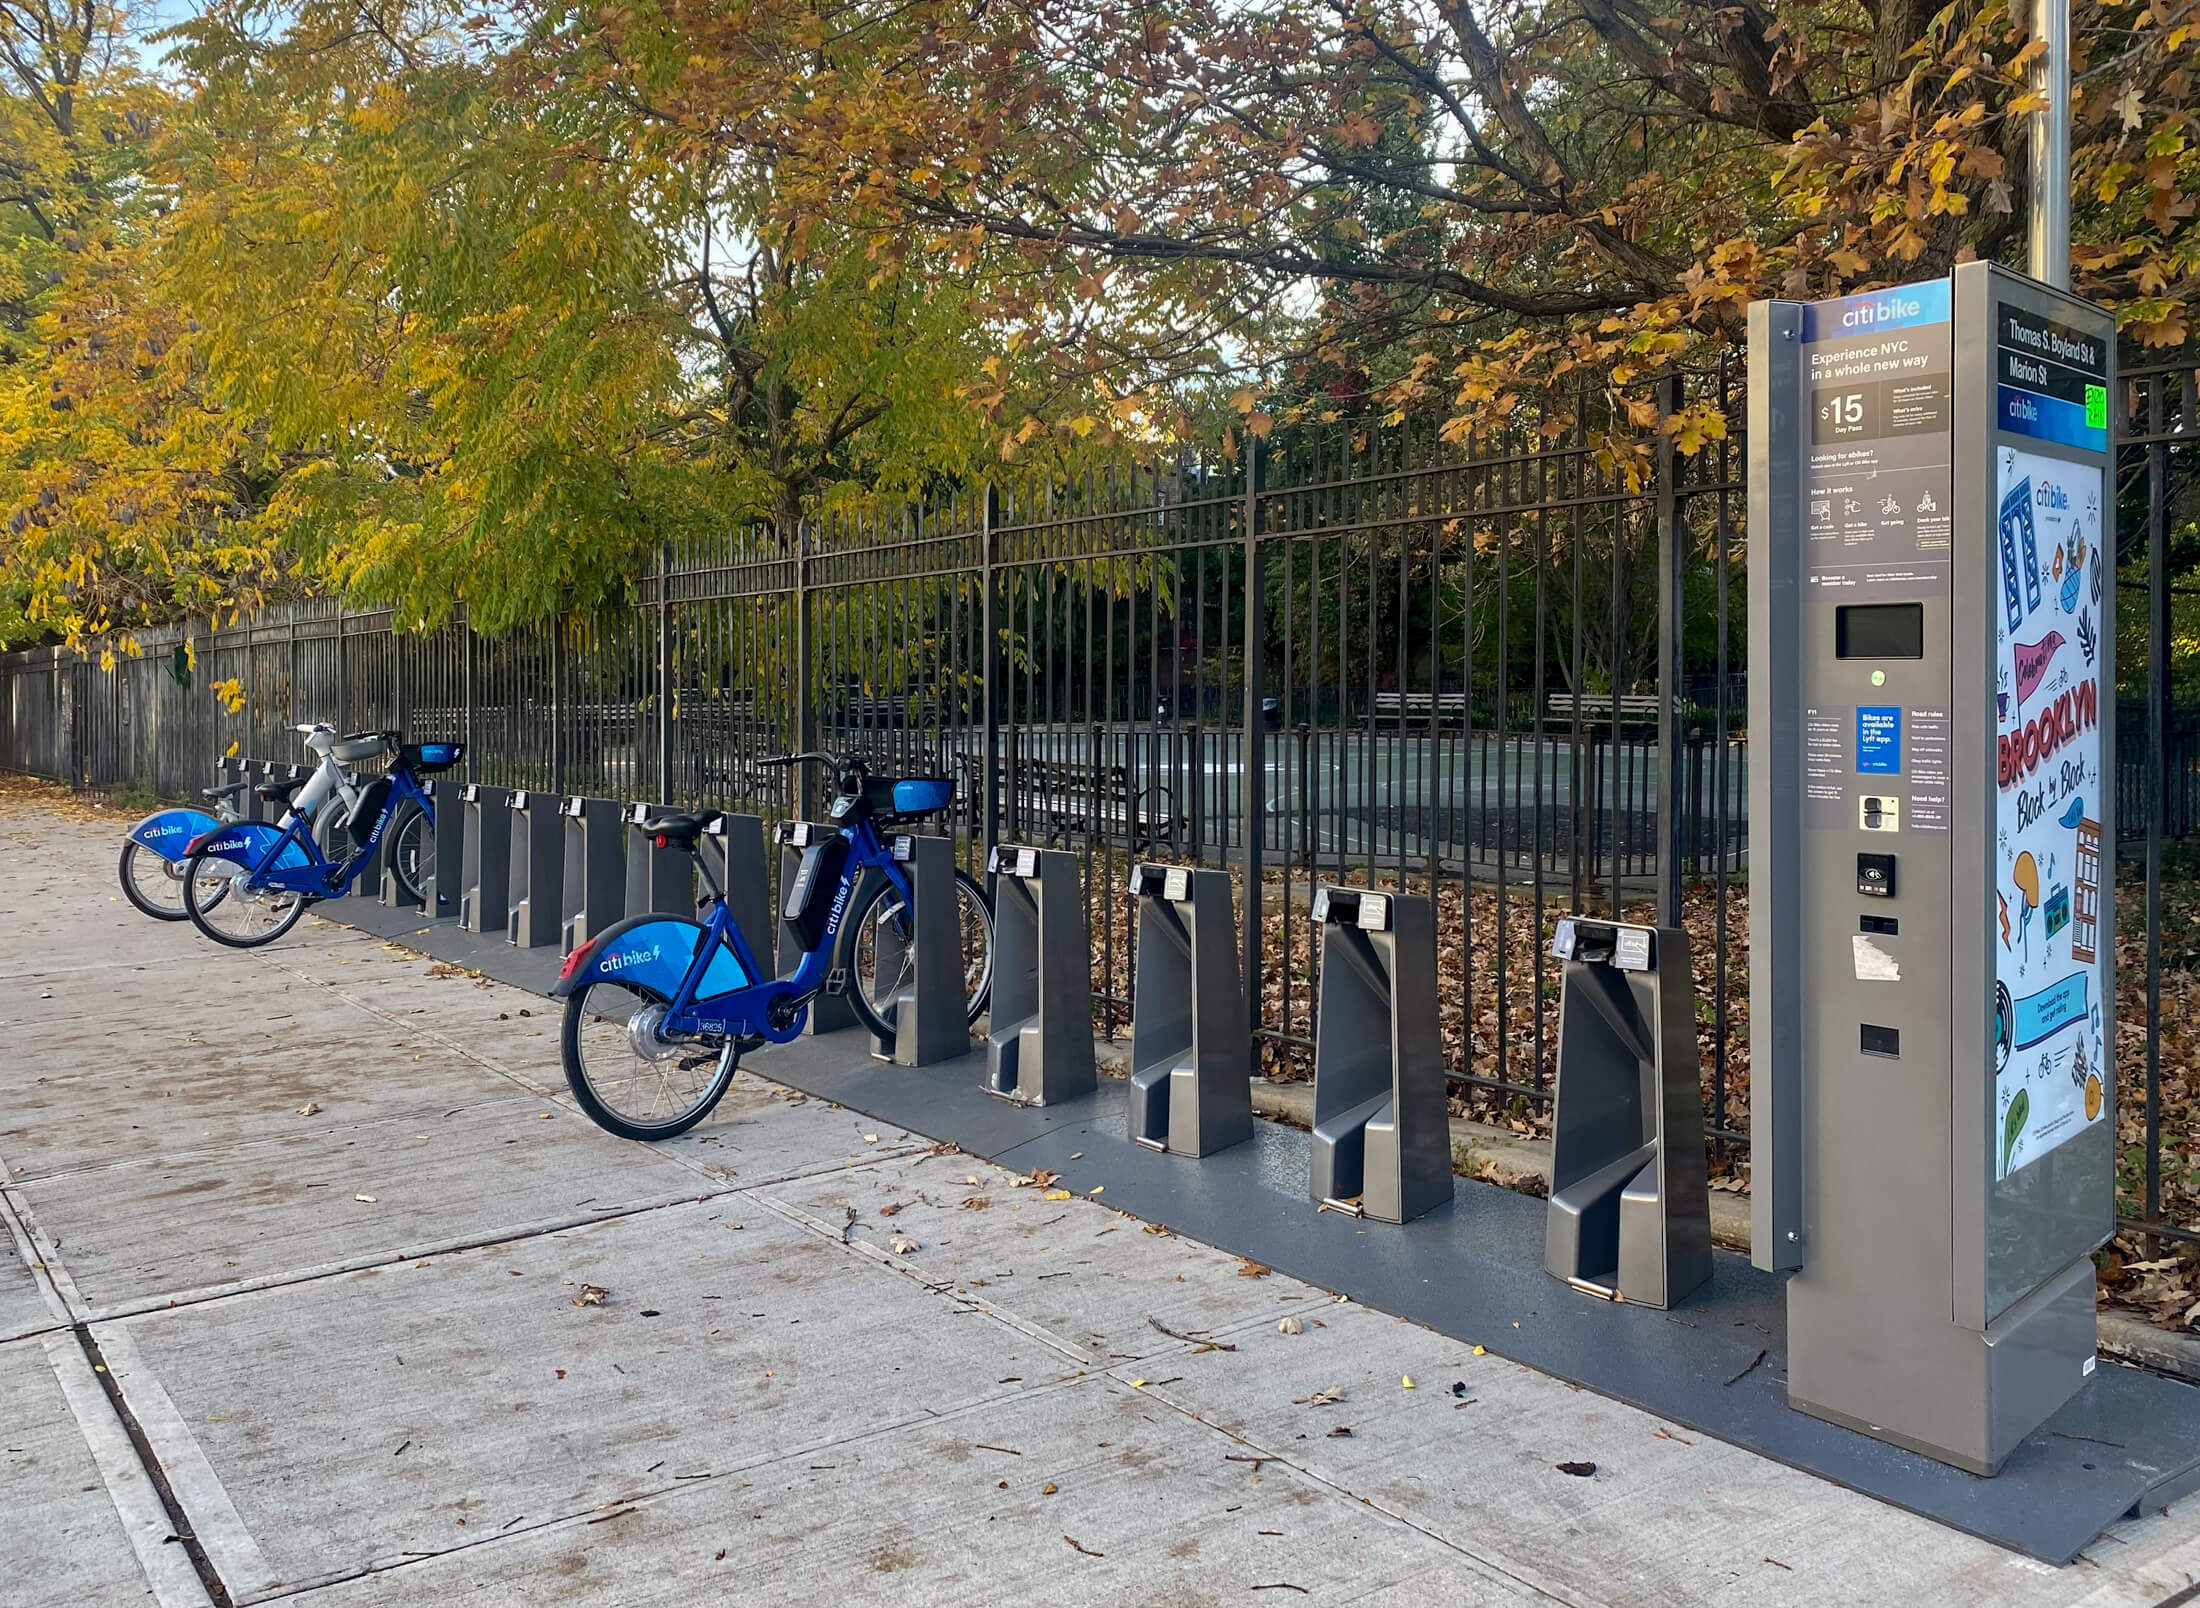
[2029,0,2070,288]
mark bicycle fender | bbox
[185,819,312,870]
[127,808,219,864]
[553,914,752,1001]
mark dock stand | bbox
[775,822,857,1034]
[889,833,966,1067]
[506,789,565,948]
[458,785,511,934]
[1308,886,1451,1224]
[349,772,388,904]
[252,759,284,823]
[1543,918,1712,1310]
[701,813,773,964]
[558,795,625,951]
[418,779,463,918]
[623,802,692,918]
[984,845,1096,1106]
[215,757,252,820]
[1127,863,1252,1156]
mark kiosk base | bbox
[1790,1255,2097,1477]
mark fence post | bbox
[462,605,476,784]
[793,517,815,778]
[982,483,1001,867]
[334,601,347,742]
[1240,436,1267,1033]
[551,614,566,796]
[1655,375,1685,928]
[657,540,673,801]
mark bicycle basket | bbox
[401,741,465,774]
[867,775,954,821]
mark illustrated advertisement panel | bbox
[1993,444,2108,1179]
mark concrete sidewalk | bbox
[3,793,2198,1607]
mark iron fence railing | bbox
[5,358,2197,1243]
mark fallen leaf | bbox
[961,1196,992,1211]
[297,1103,320,1117]
[1299,1386,1344,1406]
[1327,1425,1353,1438]
[572,1285,608,1306]
[889,1235,919,1255]
[1237,1261,1271,1279]
[1278,1316,1304,1335]
[1088,1185,1104,1195]
[1401,1375,1416,1389]
[1471,1345,1486,1356]
[876,1202,906,1218]
[863,1133,879,1143]
[1556,1461,1597,1477]
[1129,1378,1148,1388]
[1064,1535,1103,1558]
[353,1194,377,1203]
[1042,1481,1059,1495]
[1042,1189,1072,1200]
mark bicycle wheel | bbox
[181,845,309,949]
[843,866,994,1040]
[118,839,225,922]
[562,980,738,1141]
[385,801,429,905]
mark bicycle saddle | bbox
[644,809,722,847]
[254,775,308,803]
[201,781,251,803]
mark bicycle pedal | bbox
[823,968,848,997]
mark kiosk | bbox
[1749,263,2115,1473]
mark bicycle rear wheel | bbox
[562,980,738,1141]
[843,866,994,1041]
[119,840,226,922]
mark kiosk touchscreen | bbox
[1748,262,2115,1473]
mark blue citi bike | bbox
[554,752,995,1140]
[179,726,460,948]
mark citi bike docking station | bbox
[773,820,858,1034]
[1307,885,1450,1224]
[882,832,968,1068]
[506,789,565,949]
[1126,862,1251,1157]
[700,812,772,963]
[624,801,692,918]
[418,778,464,918]
[458,784,511,935]
[983,844,1096,1107]
[1747,264,2200,1488]
[558,795,626,952]
[1543,918,1711,1310]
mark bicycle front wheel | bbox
[562,980,737,1141]
[843,865,994,1041]
[181,846,309,949]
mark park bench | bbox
[1371,690,1472,725]
[1544,691,1675,729]
[998,755,1186,854]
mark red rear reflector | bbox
[557,944,591,982]
[655,833,669,849]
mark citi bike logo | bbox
[1842,293,1923,330]
[599,943,661,974]
[143,823,185,839]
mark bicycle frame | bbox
[194,768,435,898]
[557,814,914,1045]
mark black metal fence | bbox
[5,358,2198,1243]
